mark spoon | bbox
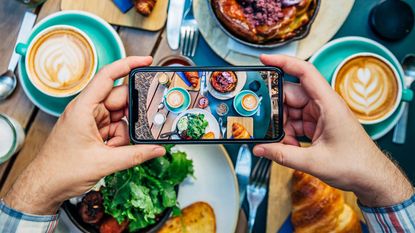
[392,54,415,144]
[0,12,37,101]
[0,70,17,101]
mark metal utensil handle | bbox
[8,12,37,71]
[160,131,178,138]
[393,102,409,144]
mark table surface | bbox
[0,0,414,233]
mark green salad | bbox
[101,145,194,232]
[178,113,209,140]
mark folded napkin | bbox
[227,38,298,57]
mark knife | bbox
[167,0,186,50]
[235,144,252,207]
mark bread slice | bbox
[158,202,216,233]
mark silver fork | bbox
[180,0,199,57]
[246,157,271,233]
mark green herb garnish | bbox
[101,145,194,232]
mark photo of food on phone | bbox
[129,67,283,143]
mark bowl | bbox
[208,0,321,48]
[62,188,177,233]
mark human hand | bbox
[4,56,166,215]
[253,55,413,207]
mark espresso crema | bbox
[334,56,399,122]
[27,28,95,96]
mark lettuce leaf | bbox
[101,145,193,231]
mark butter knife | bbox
[167,0,186,50]
[235,144,252,207]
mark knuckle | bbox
[131,151,144,166]
[271,149,285,165]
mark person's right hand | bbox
[253,54,414,207]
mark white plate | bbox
[56,145,239,233]
[207,71,247,100]
[174,145,239,233]
[171,108,221,139]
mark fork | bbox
[180,0,199,57]
[246,157,272,233]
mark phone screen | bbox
[129,67,283,143]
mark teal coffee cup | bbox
[233,90,260,117]
[164,87,191,114]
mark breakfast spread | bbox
[291,171,362,233]
[333,54,400,124]
[158,202,216,233]
[210,71,238,93]
[211,0,319,44]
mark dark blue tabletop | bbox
[191,0,415,232]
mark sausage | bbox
[79,191,104,224]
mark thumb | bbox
[253,143,313,173]
[103,145,166,174]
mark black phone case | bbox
[128,66,285,144]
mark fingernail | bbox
[153,147,166,155]
[253,146,265,157]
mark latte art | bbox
[27,28,96,96]
[334,56,399,122]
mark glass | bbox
[16,0,47,8]
[0,114,25,164]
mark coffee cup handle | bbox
[402,89,414,102]
[15,43,28,56]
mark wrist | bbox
[353,151,414,207]
[3,161,62,215]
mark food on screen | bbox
[210,71,238,93]
[132,69,281,142]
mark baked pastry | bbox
[211,0,318,44]
[232,123,251,139]
[184,72,200,87]
[291,171,362,233]
[210,71,237,93]
[135,0,157,16]
[158,202,216,233]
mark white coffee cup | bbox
[331,52,402,125]
[16,25,98,98]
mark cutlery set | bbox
[167,0,199,57]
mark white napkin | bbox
[227,37,298,57]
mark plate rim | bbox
[170,108,221,139]
[176,144,240,233]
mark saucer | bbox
[164,87,191,114]
[18,11,126,117]
[309,36,410,140]
[233,90,260,117]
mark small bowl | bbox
[208,0,321,48]
[157,55,196,66]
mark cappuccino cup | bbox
[16,25,97,98]
[164,87,191,114]
[233,90,260,117]
[332,53,407,125]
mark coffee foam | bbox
[335,56,398,122]
[28,29,95,96]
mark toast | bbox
[158,202,216,233]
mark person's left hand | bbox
[4,56,166,215]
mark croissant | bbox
[232,123,250,139]
[291,171,362,233]
[184,72,199,87]
[135,0,157,16]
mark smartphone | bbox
[129,66,284,144]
